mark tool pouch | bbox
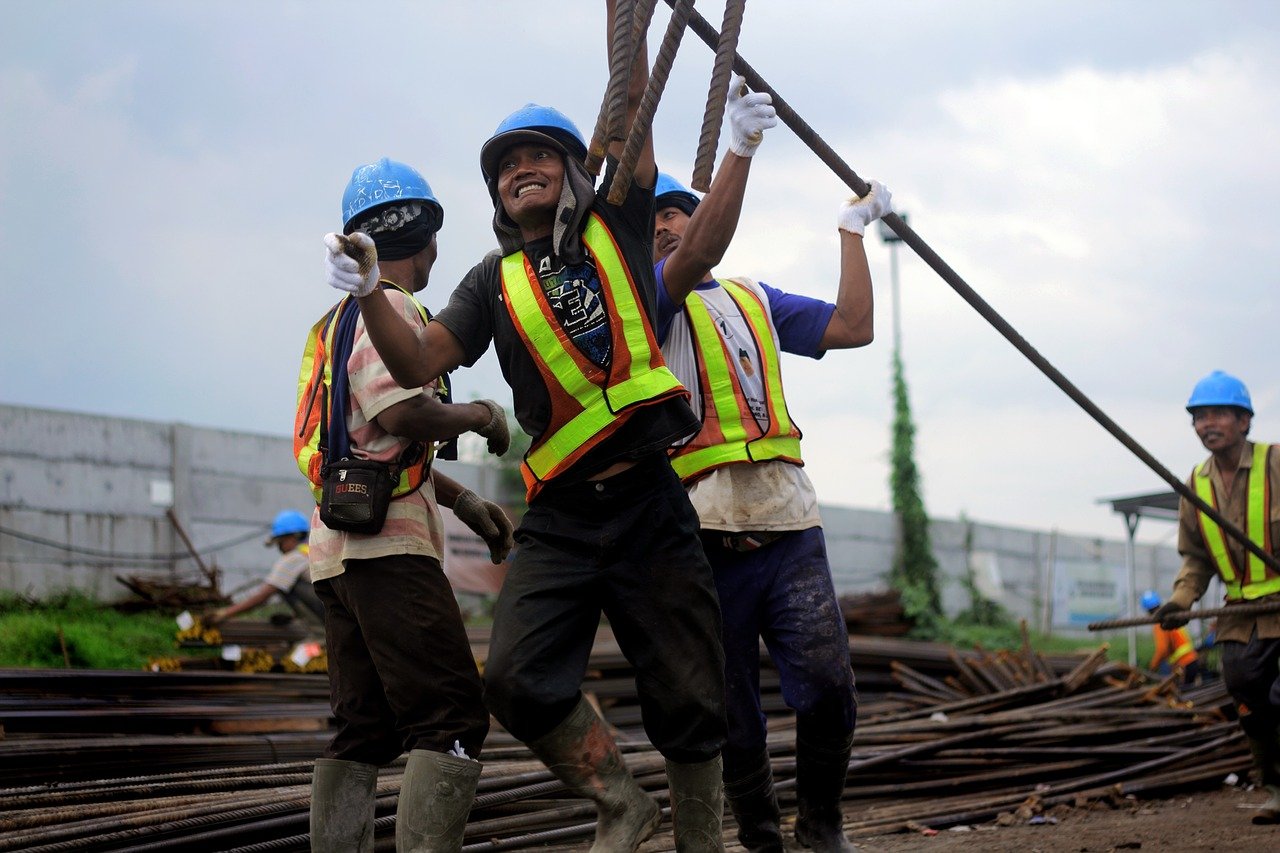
[319,458,397,535]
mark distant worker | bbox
[1152,371,1280,825]
[303,157,513,852]
[207,509,323,626]
[650,98,891,849]
[1139,590,1199,684]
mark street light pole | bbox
[877,213,909,356]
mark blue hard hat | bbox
[269,509,310,541]
[341,157,443,235]
[480,103,588,183]
[1140,590,1161,612]
[1186,370,1253,415]
[655,172,700,214]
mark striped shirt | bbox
[309,290,445,582]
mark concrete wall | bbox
[0,404,1181,632]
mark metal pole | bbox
[1123,513,1139,667]
[1087,598,1280,631]
[890,241,902,357]
[668,0,1280,575]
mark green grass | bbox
[0,592,180,669]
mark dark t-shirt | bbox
[434,158,699,489]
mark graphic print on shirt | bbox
[533,250,612,369]
[704,300,767,425]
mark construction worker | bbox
[306,158,515,853]
[323,5,727,849]
[649,108,891,851]
[1153,370,1280,825]
[1140,590,1200,684]
[207,509,324,627]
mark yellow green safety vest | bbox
[500,213,687,502]
[1193,442,1280,600]
[670,279,802,482]
[294,283,437,503]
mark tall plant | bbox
[889,350,942,629]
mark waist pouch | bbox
[319,458,398,535]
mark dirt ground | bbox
[847,784,1278,853]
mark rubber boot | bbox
[396,749,482,852]
[723,750,783,853]
[1246,731,1280,825]
[793,732,856,853]
[310,758,378,853]
[527,696,661,852]
[666,755,726,852]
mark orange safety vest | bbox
[500,212,687,502]
[669,279,802,483]
[1192,442,1280,601]
[294,284,437,503]
[1150,624,1197,670]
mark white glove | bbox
[323,232,380,297]
[837,180,893,236]
[726,74,777,157]
[453,489,515,564]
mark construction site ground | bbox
[854,784,1277,852]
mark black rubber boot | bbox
[793,731,856,853]
[527,696,660,852]
[310,758,377,853]
[396,749,481,852]
[723,749,783,853]
[666,755,726,852]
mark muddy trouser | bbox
[313,553,490,765]
[1221,630,1280,787]
[484,453,728,762]
[703,526,857,779]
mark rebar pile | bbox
[0,631,1251,851]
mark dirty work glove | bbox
[1153,601,1191,630]
[726,74,777,157]
[453,489,514,564]
[837,180,893,236]
[323,232,380,297]
[473,399,510,456]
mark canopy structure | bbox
[1099,490,1180,666]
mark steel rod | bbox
[690,0,746,191]
[1087,597,1280,631]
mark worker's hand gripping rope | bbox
[837,180,893,236]
[472,399,511,457]
[452,489,515,564]
[725,74,777,157]
[323,232,380,297]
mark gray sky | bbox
[3,1,1278,542]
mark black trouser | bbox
[313,553,490,765]
[1221,630,1280,787]
[283,577,326,625]
[484,453,727,763]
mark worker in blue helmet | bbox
[1139,590,1200,683]
[207,509,323,626]
[322,5,727,849]
[309,156,519,852]
[1153,371,1280,824]
[649,76,892,852]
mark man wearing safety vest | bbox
[206,509,324,627]
[306,158,516,853]
[1154,371,1280,825]
[1140,590,1200,684]
[648,98,891,852]
[322,5,728,850]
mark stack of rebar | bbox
[0,631,1252,851]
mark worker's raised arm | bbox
[606,0,655,188]
[819,182,893,351]
[323,232,466,387]
[661,77,777,304]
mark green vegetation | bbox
[887,350,943,632]
[0,592,180,669]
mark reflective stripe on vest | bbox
[670,279,802,482]
[1193,442,1280,600]
[1170,638,1195,665]
[294,285,436,503]
[500,213,686,501]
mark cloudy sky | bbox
[3,1,1278,542]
